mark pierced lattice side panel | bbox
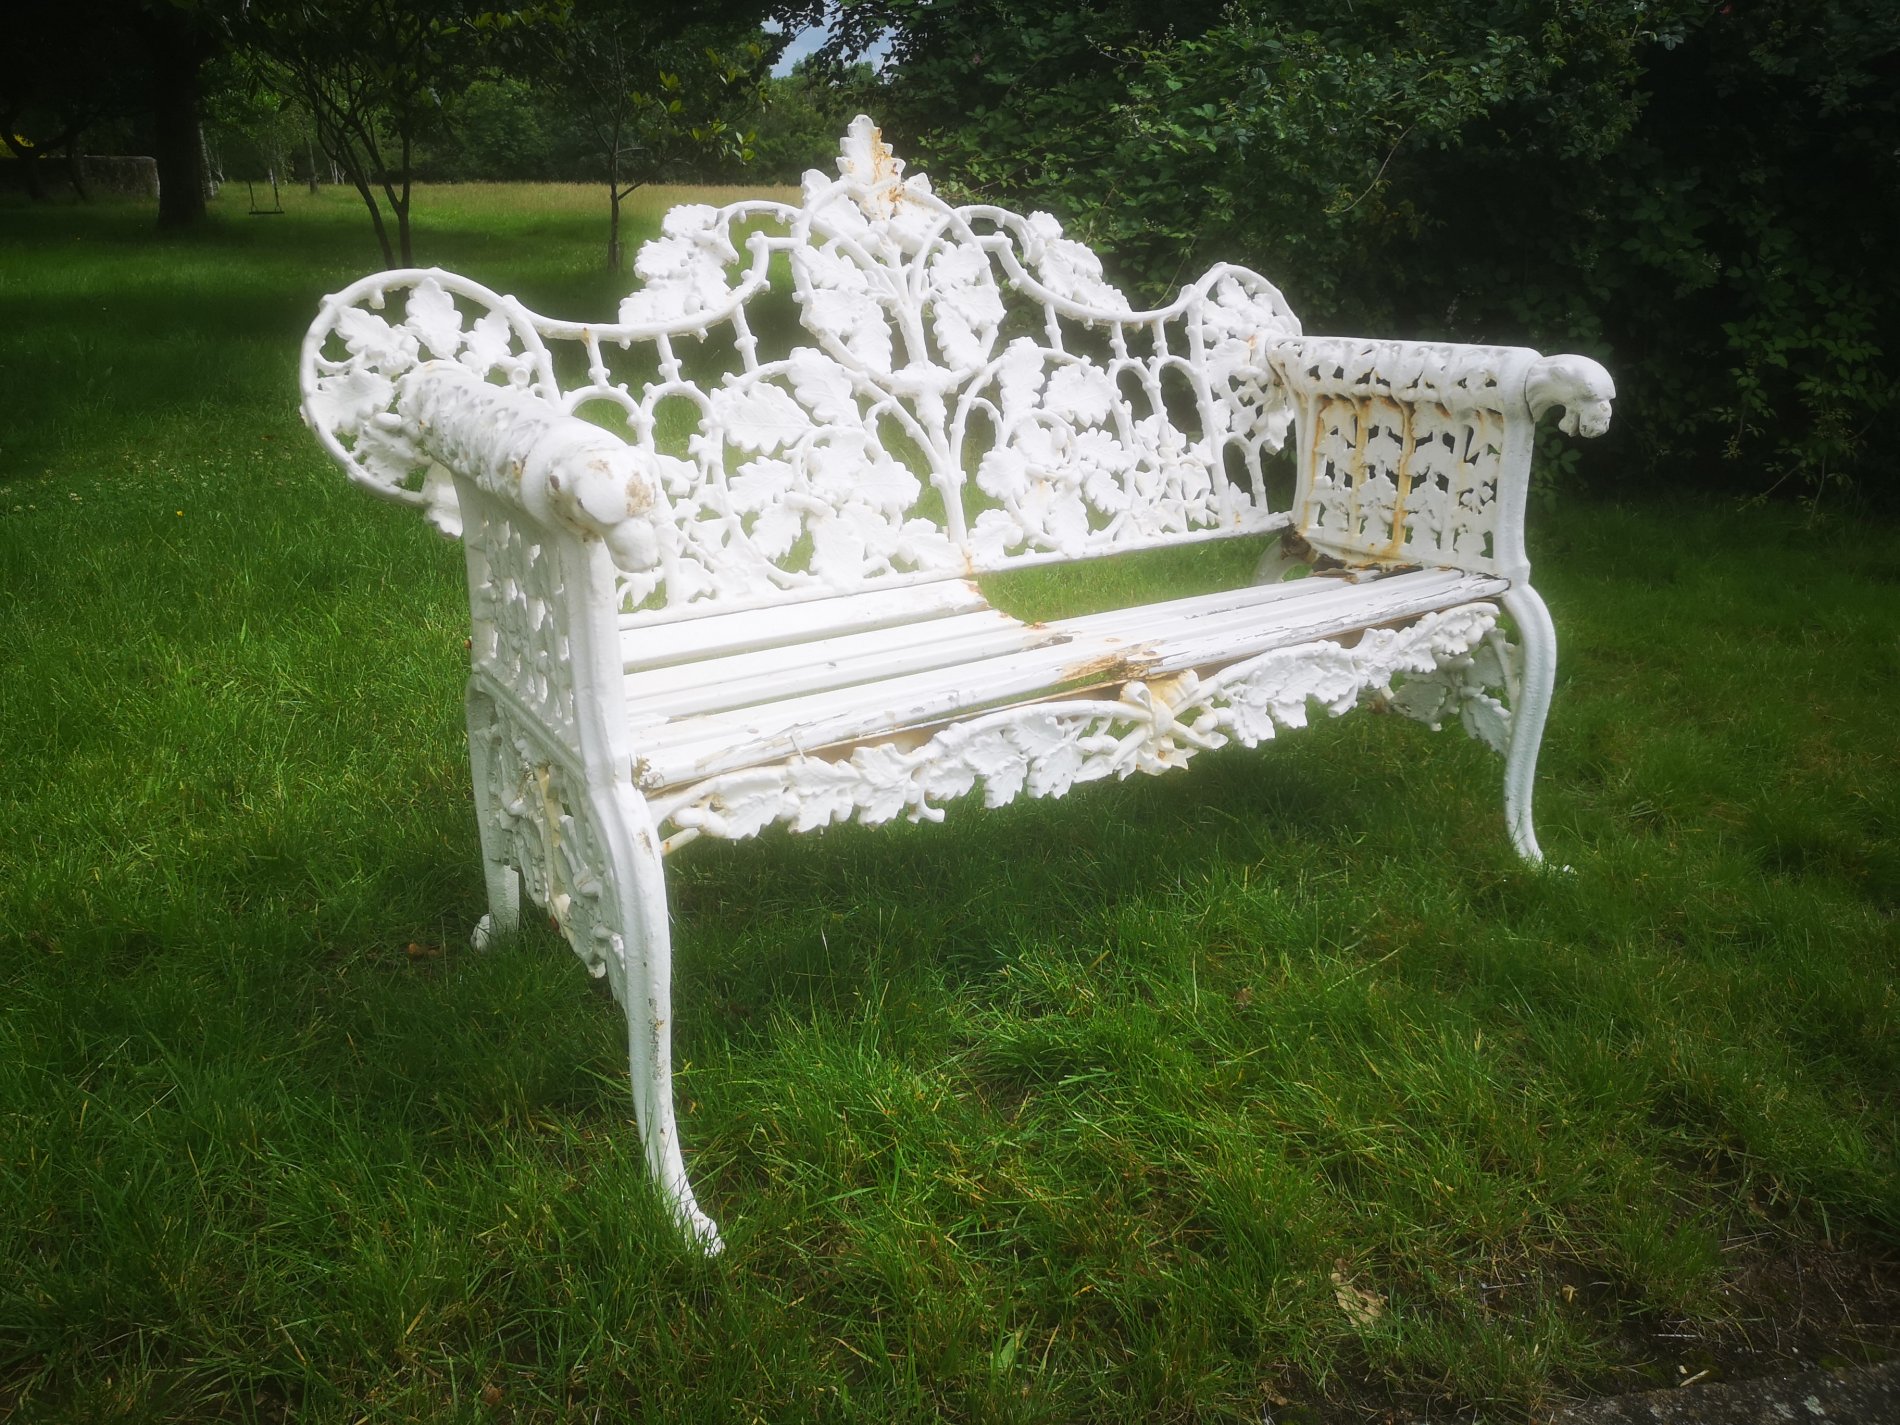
[1275,337,1540,574]
[460,491,584,757]
[1301,394,1508,570]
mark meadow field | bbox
[1,184,1895,1422]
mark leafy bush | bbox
[412,78,589,183]
[742,67,879,183]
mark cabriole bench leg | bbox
[466,687,521,950]
[1501,585,1558,866]
[604,787,724,1253]
[464,681,720,1249]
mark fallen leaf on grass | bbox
[1331,1264,1384,1328]
[406,942,443,960]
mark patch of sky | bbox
[764,14,893,76]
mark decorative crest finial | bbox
[835,114,926,220]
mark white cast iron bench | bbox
[299,117,1613,1249]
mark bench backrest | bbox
[302,117,1302,626]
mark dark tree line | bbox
[15,0,1891,497]
[8,0,220,227]
[7,0,835,268]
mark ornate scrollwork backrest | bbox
[300,115,1303,620]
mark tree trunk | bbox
[305,89,395,267]
[152,94,205,228]
[396,134,413,265]
[349,169,396,268]
[144,8,209,229]
[609,184,623,272]
[606,114,624,272]
[65,135,89,201]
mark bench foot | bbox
[470,864,519,952]
[466,687,523,944]
[1501,585,1557,865]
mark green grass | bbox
[2,185,1897,1424]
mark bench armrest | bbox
[394,363,664,572]
[300,270,669,592]
[1267,336,1612,579]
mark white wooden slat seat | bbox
[299,117,1614,1250]
[619,578,995,673]
[627,567,1511,795]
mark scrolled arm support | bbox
[396,364,667,573]
[1269,337,1615,435]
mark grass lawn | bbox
[1,183,1896,1423]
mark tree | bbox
[8,0,226,220]
[2,4,108,199]
[138,1,228,228]
[745,62,878,183]
[546,0,779,271]
[206,58,320,192]
[1100,1,1900,498]
[412,76,566,181]
[246,0,543,266]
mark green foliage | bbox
[412,76,572,181]
[851,0,1900,500]
[615,32,770,184]
[204,55,316,183]
[739,65,878,184]
[538,2,780,268]
[400,30,862,190]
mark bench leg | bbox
[465,688,520,950]
[603,788,724,1253]
[1500,585,1557,865]
[462,687,719,1248]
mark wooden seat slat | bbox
[625,607,1046,719]
[626,567,1466,724]
[620,579,990,673]
[633,568,1507,790]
